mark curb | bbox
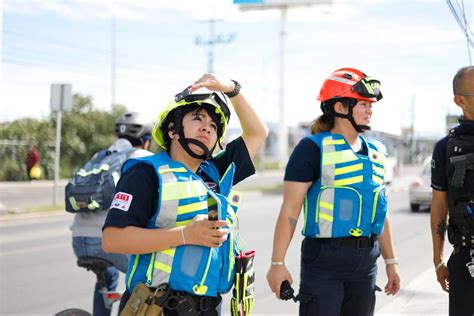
[0,210,66,222]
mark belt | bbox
[333,236,376,249]
[159,290,221,314]
[188,294,221,313]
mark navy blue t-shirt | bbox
[104,136,255,229]
[431,118,474,192]
[431,136,449,192]
[284,136,368,183]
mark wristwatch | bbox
[224,80,241,98]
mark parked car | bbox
[409,158,432,212]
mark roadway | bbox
[0,165,451,315]
[0,170,284,214]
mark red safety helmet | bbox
[317,68,383,103]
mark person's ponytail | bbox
[310,114,335,134]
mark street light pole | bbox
[111,15,116,106]
[235,1,333,166]
[278,6,289,166]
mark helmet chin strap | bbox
[178,136,215,160]
[176,121,217,160]
[333,100,370,133]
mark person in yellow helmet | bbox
[103,73,268,315]
[266,68,400,316]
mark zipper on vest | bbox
[193,249,213,295]
[227,217,235,282]
[146,252,156,285]
[127,255,140,289]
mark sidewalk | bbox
[376,266,448,315]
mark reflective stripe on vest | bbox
[147,165,208,287]
[318,136,363,236]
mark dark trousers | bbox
[448,247,474,316]
[298,237,380,316]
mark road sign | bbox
[50,84,72,112]
[234,0,332,9]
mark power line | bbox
[3,45,202,78]
[446,0,473,64]
[3,29,203,72]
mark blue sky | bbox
[1,0,473,138]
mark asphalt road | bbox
[0,170,284,214]
[0,179,451,315]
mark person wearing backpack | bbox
[69,112,154,316]
[102,73,268,315]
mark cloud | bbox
[4,0,239,21]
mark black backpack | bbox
[65,147,134,213]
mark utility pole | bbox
[195,19,235,73]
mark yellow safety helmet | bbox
[153,88,231,151]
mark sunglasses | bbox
[352,77,383,101]
[175,86,231,122]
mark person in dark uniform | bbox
[430,65,474,316]
[102,73,268,315]
[266,68,400,316]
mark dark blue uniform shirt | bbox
[431,117,474,192]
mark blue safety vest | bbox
[122,152,242,297]
[302,132,388,238]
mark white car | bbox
[408,158,432,212]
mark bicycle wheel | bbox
[55,308,92,316]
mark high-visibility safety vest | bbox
[121,152,242,297]
[303,132,388,238]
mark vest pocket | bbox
[371,186,388,235]
[172,245,211,290]
[316,186,362,237]
[178,246,208,277]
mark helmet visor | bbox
[174,87,231,122]
[352,77,383,101]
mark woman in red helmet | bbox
[267,68,400,315]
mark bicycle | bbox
[55,257,122,316]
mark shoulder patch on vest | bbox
[110,192,133,211]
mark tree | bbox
[0,118,55,181]
[0,93,128,181]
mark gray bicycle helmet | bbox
[115,112,154,142]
